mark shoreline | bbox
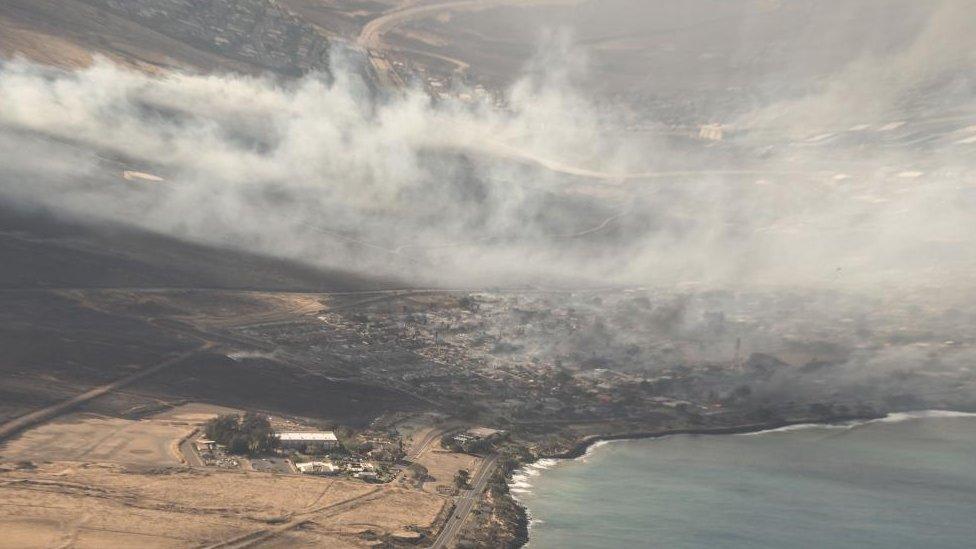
[506,408,976,548]
[505,412,888,548]
[546,412,886,460]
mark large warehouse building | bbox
[276,431,339,451]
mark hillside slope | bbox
[0,204,399,291]
[0,0,331,75]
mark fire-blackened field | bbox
[0,290,197,423]
[0,288,424,427]
[0,205,418,427]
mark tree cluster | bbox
[454,469,470,489]
[440,433,496,455]
[204,413,278,456]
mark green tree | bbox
[454,469,470,489]
[203,413,278,456]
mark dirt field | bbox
[0,413,192,466]
[0,402,246,467]
[76,289,331,330]
[416,449,482,495]
[151,402,242,424]
[0,461,446,548]
[0,401,451,547]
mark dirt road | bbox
[202,486,386,549]
[0,345,207,442]
[179,435,205,467]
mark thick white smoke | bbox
[0,20,973,292]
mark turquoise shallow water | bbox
[512,412,976,549]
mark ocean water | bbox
[512,411,976,548]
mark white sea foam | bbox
[512,411,976,501]
[508,458,565,499]
[739,422,853,436]
[576,439,623,462]
[529,458,560,470]
[875,410,976,422]
[742,410,976,436]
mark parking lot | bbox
[248,456,295,474]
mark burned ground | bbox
[0,206,419,428]
[0,0,332,75]
[135,353,422,427]
[0,291,194,421]
[0,205,401,292]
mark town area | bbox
[2,284,974,547]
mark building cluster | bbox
[230,288,976,432]
[189,425,403,482]
[276,431,338,452]
[194,439,240,469]
[90,0,332,74]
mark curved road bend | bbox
[179,435,205,467]
[358,0,583,85]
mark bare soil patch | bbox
[0,413,193,466]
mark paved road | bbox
[358,0,581,50]
[0,345,207,442]
[408,428,445,461]
[357,0,581,88]
[394,425,454,482]
[178,436,205,467]
[249,457,294,474]
[430,454,498,549]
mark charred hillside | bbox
[0,204,399,292]
[84,0,332,75]
[1,0,332,76]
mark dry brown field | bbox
[0,460,447,548]
[0,413,192,466]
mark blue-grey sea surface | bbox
[511,411,976,548]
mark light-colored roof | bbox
[467,427,504,438]
[276,431,337,442]
[296,461,336,472]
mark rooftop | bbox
[467,427,504,438]
[276,431,337,442]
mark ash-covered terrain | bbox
[1,1,975,548]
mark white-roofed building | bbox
[295,461,338,475]
[276,431,339,451]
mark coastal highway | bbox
[431,453,499,549]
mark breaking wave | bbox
[576,438,626,463]
[742,410,976,436]
[875,410,976,423]
[508,458,561,497]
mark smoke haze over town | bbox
[1,2,975,547]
